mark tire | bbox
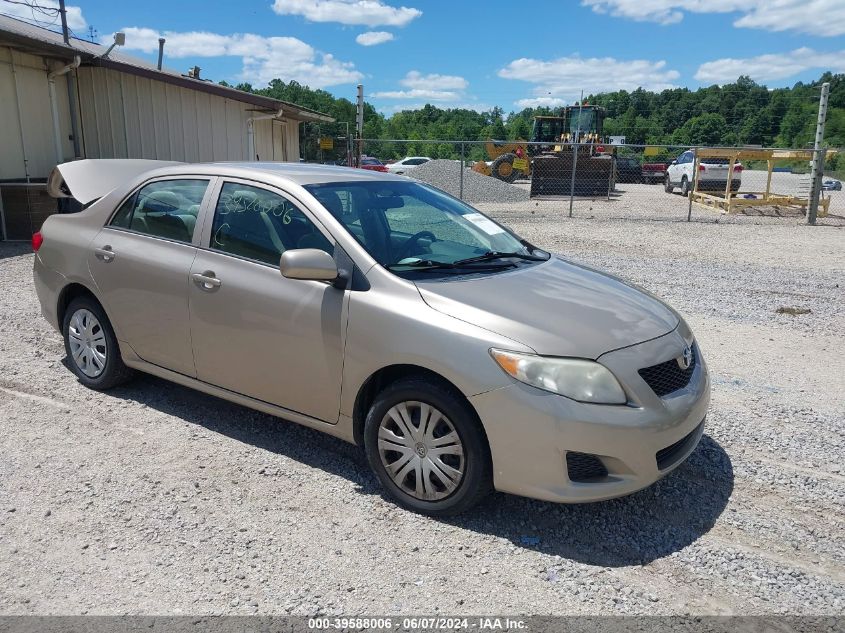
[63,296,134,390]
[664,174,674,193]
[490,153,519,184]
[680,176,690,197]
[364,378,492,516]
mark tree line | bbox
[223,73,844,166]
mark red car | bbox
[359,157,388,172]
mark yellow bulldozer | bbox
[472,105,616,197]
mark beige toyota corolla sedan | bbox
[33,160,710,515]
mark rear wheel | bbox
[63,296,134,390]
[680,176,690,197]
[364,378,492,516]
[664,174,674,193]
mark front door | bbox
[188,180,345,423]
[88,177,212,376]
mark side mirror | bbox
[280,249,338,282]
[670,160,677,166]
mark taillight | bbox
[32,231,43,252]
[734,164,743,172]
[698,165,706,171]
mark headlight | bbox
[490,349,627,404]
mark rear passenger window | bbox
[110,179,208,243]
[210,183,333,266]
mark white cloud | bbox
[515,97,568,109]
[582,0,845,36]
[379,102,493,114]
[355,31,394,46]
[3,0,86,30]
[116,27,362,88]
[499,55,680,104]
[371,70,469,101]
[400,70,467,91]
[371,88,462,100]
[695,47,845,84]
[272,0,421,27]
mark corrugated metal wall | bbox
[76,66,300,163]
[1,52,303,239]
[0,47,74,181]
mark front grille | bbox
[566,452,608,482]
[656,421,704,471]
[638,345,697,397]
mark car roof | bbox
[49,160,415,204]
[150,161,408,185]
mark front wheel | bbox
[364,379,492,516]
[63,296,134,390]
[680,176,690,197]
[664,174,674,193]
[490,153,519,184]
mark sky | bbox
[3,0,845,114]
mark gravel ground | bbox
[1,195,844,616]
[410,159,530,203]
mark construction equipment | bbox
[529,105,615,197]
[471,140,530,183]
[472,105,616,197]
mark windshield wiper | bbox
[453,250,550,266]
[386,259,516,272]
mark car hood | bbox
[416,257,679,359]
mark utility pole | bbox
[58,0,69,44]
[807,81,829,225]
[355,84,364,168]
[568,90,583,218]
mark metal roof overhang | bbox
[0,18,334,124]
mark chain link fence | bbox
[346,139,842,223]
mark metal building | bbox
[0,15,333,240]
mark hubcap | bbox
[68,309,107,378]
[377,401,465,501]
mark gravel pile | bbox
[1,194,844,616]
[409,159,530,204]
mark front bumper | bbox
[470,327,710,503]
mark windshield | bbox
[305,181,544,275]
[569,109,595,134]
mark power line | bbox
[0,0,61,28]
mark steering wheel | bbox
[394,230,437,262]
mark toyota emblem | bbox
[679,346,693,370]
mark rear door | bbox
[88,177,214,377]
[187,179,346,423]
[668,152,687,183]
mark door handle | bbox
[94,246,115,262]
[192,271,222,291]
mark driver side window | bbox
[209,183,333,266]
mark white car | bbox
[665,150,742,196]
[387,156,431,175]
